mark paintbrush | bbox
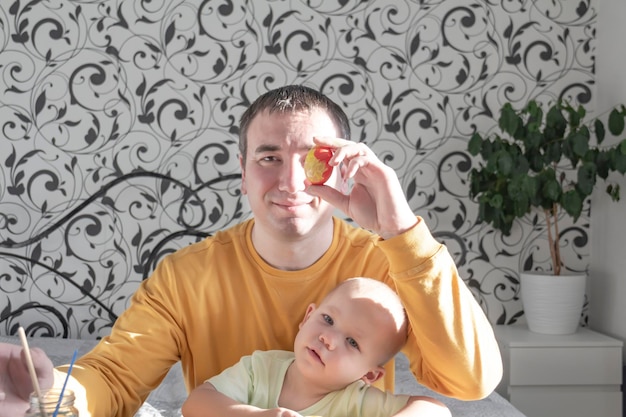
[18,326,48,417]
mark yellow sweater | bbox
[60,217,502,417]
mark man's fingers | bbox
[307,185,348,213]
[8,347,55,400]
[24,347,54,391]
[312,136,351,149]
[28,348,53,375]
[0,344,55,417]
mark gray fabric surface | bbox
[2,336,525,417]
[394,353,526,417]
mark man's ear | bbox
[239,155,247,195]
[361,366,385,385]
[299,303,316,329]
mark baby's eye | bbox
[347,337,359,350]
[322,314,333,325]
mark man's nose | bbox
[278,156,307,193]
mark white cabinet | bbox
[494,324,623,417]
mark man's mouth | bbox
[275,199,312,208]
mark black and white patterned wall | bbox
[0,0,596,338]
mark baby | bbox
[182,277,451,417]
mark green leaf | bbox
[513,195,529,217]
[545,141,562,164]
[507,177,530,217]
[485,153,498,173]
[479,137,496,162]
[606,183,620,201]
[496,150,514,176]
[608,108,625,135]
[576,104,586,125]
[489,193,503,209]
[523,174,538,193]
[561,190,583,220]
[546,104,567,138]
[595,150,611,179]
[564,102,581,127]
[524,131,543,148]
[542,176,561,202]
[512,154,530,175]
[499,103,519,137]
[527,150,543,172]
[582,148,597,164]
[499,212,515,235]
[507,176,524,198]
[595,119,605,145]
[468,133,483,156]
[615,152,626,174]
[569,128,589,158]
[577,162,596,195]
[526,100,543,125]
[527,176,543,207]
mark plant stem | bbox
[553,203,562,276]
[545,205,561,275]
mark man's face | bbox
[240,108,341,238]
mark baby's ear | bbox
[298,303,316,329]
[361,366,385,385]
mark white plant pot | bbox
[520,272,586,335]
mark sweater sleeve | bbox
[57,253,187,417]
[376,217,503,400]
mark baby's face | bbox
[292,288,399,391]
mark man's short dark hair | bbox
[238,85,351,161]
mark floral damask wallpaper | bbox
[0,0,596,338]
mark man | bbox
[1,85,502,417]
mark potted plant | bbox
[467,99,626,334]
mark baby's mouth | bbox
[308,347,325,365]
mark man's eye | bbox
[322,314,333,325]
[347,337,359,350]
[261,156,279,162]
